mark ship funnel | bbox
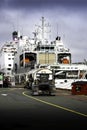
[56,36,61,41]
[12,31,18,41]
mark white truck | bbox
[27,68,56,95]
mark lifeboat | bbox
[62,57,69,64]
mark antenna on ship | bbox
[33,31,38,44]
[34,16,46,45]
[57,23,59,36]
[56,23,61,41]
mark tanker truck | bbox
[27,68,56,95]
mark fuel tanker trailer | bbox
[28,68,56,95]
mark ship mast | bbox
[33,17,51,45]
[41,17,51,45]
[42,16,45,44]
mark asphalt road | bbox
[0,88,87,129]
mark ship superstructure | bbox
[0,41,17,78]
[12,17,73,85]
[13,17,71,72]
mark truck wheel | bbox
[31,91,39,96]
[49,91,55,96]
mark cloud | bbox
[0,0,87,11]
[0,0,87,63]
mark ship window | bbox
[8,58,11,60]
[7,45,10,47]
[7,68,11,70]
[15,63,17,73]
[50,47,54,51]
[25,53,36,68]
[51,66,60,69]
[54,71,66,79]
[40,47,44,51]
[8,64,11,66]
[54,73,66,79]
[44,47,49,52]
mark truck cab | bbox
[29,68,56,95]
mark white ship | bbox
[0,17,87,89]
[12,17,87,89]
[47,63,87,90]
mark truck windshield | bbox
[40,74,49,82]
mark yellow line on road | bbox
[23,91,87,118]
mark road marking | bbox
[23,91,87,118]
[1,94,8,96]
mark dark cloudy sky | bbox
[0,0,87,63]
